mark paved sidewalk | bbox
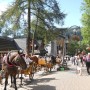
[0,61,90,90]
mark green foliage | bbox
[67,41,79,55]
[0,0,66,54]
[81,0,90,45]
[0,0,65,36]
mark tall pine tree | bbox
[0,0,66,54]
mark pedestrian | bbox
[25,54,33,67]
[80,53,84,67]
[75,54,82,76]
[82,54,87,66]
[70,56,75,65]
[85,53,90,75]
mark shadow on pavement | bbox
[40,71,58,76]
[16,70,58,89]
[23,85,56,90]
[20,77,56,90]
[24,77,55,85]
[32,85,56,90]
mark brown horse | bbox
[2,51,27,90]
[21,62,35,79]
[29,55,53,72]
[38,57,53,72]
[29,56,39,71]
[17,61,36,85]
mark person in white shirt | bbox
[70,56,75,65]
[25,54,33,67]
[75,54,82,76]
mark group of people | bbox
[70,52,90,76]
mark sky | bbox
[0,0,83,28]
[57,0,83,28]
[0,0,13,14]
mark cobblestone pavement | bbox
[0,61,90,90]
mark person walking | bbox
[82,54,87,66]
[75,54,82,76]
[86,53,90,75]
[70,56,75,65]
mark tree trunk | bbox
[32,8,39,54]
[26,0,31,55]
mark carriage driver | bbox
[24,54,33,67]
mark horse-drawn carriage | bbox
[28,55,53,72]
[30,55,62,72]
[38,57,53,72]
[0,49,62,90]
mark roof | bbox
[0,36,21,52]
[14,38,26,52]
[14,38,40,53]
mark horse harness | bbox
[4,53,22,67]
